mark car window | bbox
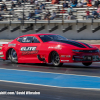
[39,35,67,42]
[17,37,23,42]
[17,36,40,43]
[32,37,40,43]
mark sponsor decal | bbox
[22,50,38,55]
[61,60,69,62]
[0,52,3,55]
[61,55,71,58]
[0,47,2,50]
[61,55,65,57]
[21,47,38,55]
[21,47,37,51]
[93,55,100,61]
[0,55,4,57]
[8,44,16,47]
[66,55,71,58]
[0,44,3,46]
[22,37,30,43]
[48,45,62,50]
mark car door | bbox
[18,36,41,63]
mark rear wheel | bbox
[51,51,63,67]
[82,62,92,66]
[9,49,18,63]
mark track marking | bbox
[0,67,100,78]
[0,80,100,91]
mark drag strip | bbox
[0,60,100,90]
[0,60,100,77]
[0,61,100,99]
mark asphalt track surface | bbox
[0,60,100,100]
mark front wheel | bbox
[9,49,18,63]
[51,51,63,67]
[82,62,92,66]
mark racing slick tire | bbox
[9,49,18,63]
[82,62,92,66]
[51,51,63,67]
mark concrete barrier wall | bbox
[0,21,100,40]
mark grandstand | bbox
[0,0,100,39]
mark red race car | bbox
[0,33,100,66]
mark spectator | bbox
[44,10,51,20]
[71,0,77,7]
[17,1,21,7]
[63,1,68,8]
[16,0,19,3]
[0,6,1,11]
[97,5,100,18]
[35,0,39,6]
[28,11,35,20]
[87,0,92,7]
[97,5,100,13]
[1,2,6,11]
[11,2,16,8]
[82,0,88,5]
[94,0,100,8]
[30,0,34,4]
[60,7,66,13]
[56,6,60,13]
[0,13,3,21]
[40,3,45,9]
[35,7,42,14]
[77,0,83,7]
[86,8,92,19]
[9,7,14,15]
[50,10,56,20]
[92,8,99,19]
[35,7,42,20]
[22,0,26,3]
[51,0,59,4]
[3,6,7,11]
[68,6,73,15]
[67,6,74,20]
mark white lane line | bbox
[0,80,100,91]
[0,67,100,78]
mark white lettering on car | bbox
[21,47,37,51]
[8,44,16,47]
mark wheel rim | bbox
[11,49,17,60]
[52,52,60,65]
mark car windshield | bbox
[39,35,67,42]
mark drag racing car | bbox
[0,33,100,67]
